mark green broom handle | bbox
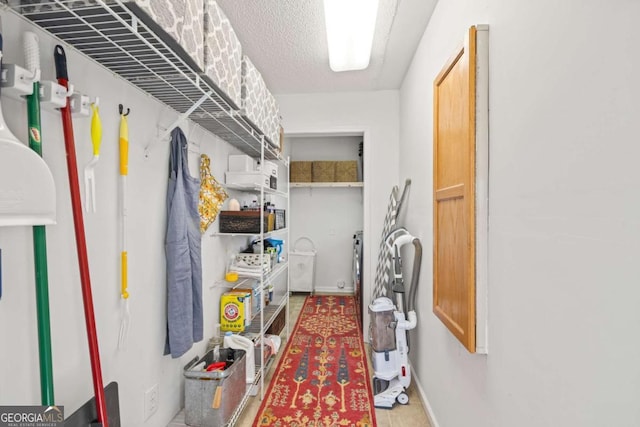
[25,31,55,406]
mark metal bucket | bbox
[184,348,246,426]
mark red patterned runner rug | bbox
[253,295,376,427]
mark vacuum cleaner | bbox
[369,227,422,408]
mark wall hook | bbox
[118,104,130,116]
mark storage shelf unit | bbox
[243,296,288,337]
[214,156,290,409]
[225,183,288,197]
[211,261,288,289]
[7,0,282,160]
[209,227,288,238]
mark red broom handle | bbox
[54,45,109,427]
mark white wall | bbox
[289,136,363,293]
[277,91,400,333]
[0,9,251,427]
[400,0,640,426]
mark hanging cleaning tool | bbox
[54,44,109,427]
[0,30,56,227]
[24,31,56,406]
[117,104,130,350]
[84,102,102,212]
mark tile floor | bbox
[171,294,430,427]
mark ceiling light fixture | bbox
[323,0,379,72]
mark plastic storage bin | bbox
[184,348,246,427]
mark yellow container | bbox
[220,291,251,332]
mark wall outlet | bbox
[144,384,159,420]
[337,279,345,289]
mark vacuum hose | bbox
[407,237,422,314]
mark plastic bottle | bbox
[223,331,255,383]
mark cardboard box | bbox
[220,291,251,332]
[235,282,263,317]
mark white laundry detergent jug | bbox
[223,331,255,383]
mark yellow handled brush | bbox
[84,102,102,212]
[118,104,130,350]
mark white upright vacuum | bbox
[370,227,422,408]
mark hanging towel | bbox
[164,127,203,358]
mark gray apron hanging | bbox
[164,127,203,358]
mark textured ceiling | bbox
[216,0,437,94]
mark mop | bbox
[117,105,130,350]
[54,44,109,426]
[24,31,55,406]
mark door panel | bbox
[433,26,477,352]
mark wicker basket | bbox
[335,161,358,182]
[312,161,336,182]
[219,211,274,234]
[266,305,287,335]
[290,161,312,182]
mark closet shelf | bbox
[290,182,363,188]
[7,0,282,160]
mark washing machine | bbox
[352,231,364,327]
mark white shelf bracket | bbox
[131,15,138,34]
[69,91,91,117]
[39,80,67,110]
[1,63,36,99]
[144,90,213,158]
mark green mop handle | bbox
[25,31,55,406]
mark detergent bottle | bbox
[266,238,284,262]
[223,331,255,383]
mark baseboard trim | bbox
[410,363,440,427]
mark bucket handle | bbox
[293,236,316,253]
